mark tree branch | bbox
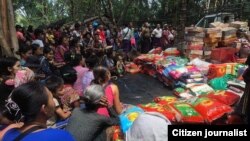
[117,0,134,25]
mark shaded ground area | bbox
[114,73,173,105]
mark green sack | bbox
[209,74,235,90]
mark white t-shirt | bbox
[152,28,163,38]
[122,27,132,40]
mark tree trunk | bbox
[0,0,18,57]
[107,0,116,26]
[117,0,134,25]
[69,0,75,20]
[179,0,187,40]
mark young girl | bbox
[45,75,71,125]
[40,47,59,77]
[116,55,125,77]
[18,45,32,67]
[0,57,34,88]
[60,66,80,111]
[82,56,98,93]
[70,53,88,96]
[54,35,70,63]
[93,66,123,116]
[31,43,43,59]
[0,57,19,134]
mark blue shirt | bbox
[3,128,75,141]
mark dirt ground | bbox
[114,73,173,105]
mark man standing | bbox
[152,24,163,48]
[122,23,132,54]
[141,22,151,53]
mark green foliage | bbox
[13,0,250,28]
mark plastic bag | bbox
[189,84,214,96]
[173,87,186,96]
[125,63,141,74]
[163,48,180,56]
[149,47,162,54]
[207,64,227,80]
[206,90,240,106]
[139,103,176,121]
[154,96,177,105]
[209,74,235,90]
[188,58,211,68]
[170,103,204,123]
[119,106,144,133]
[163,64,178,77]
[192,97,233,122]
[169,67,187,79]
[113,126,124,141]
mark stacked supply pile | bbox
[220,27,237,46]
[230,21,249,31]
[209,22,229,28]
[203,28,222,59]
[184,27,205,60]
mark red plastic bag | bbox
[154,96,177,105]
[207,64,227,80]
[149,47,162,54]
[139,103,176,121]
[206,90,240,106]
[192,97,233,122]
[170,103,204,123]
[125,63,141,74]
[113,126,124,141]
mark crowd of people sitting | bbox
[0,21,175,141]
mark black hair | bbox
[9,81,48,122]
[31,43,40,54]
[45,75,64,95]
[245,54,250,66]
[69,37,80,48]
[0,57,19,77]
[0,82,15,123]
[70,53,83,67]
[27,25,33,33]
[24,56,41,69]
[34,28,44,38]
[60,65,77,85]
[75,22,81,29]
[64,51,72,63]
[86,56,98,69]
[93,66,110,84]
[15,25,22,30]
[58,35,68,45]
[18,45,32,56]
[43,46,53,55]
[84,32,91,38]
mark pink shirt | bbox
[82,70,94,92]
[73,65,88,96]
[16,31,25,41]
[54,45,69,63]
[97,84,114,117]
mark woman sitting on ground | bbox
[2,81,75,141]
[66,84,119,141]
[93,66,123,116]
[45,75,72,126]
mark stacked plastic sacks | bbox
[119,106,144,133]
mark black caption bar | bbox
[168,125,249,141]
